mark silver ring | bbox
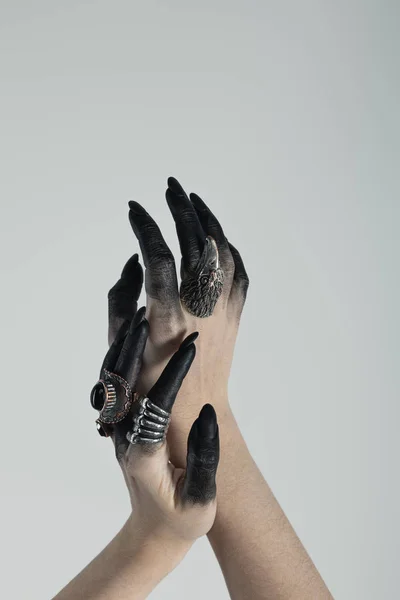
[180,236,224,318]
[126,396,171,445]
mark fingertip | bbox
[197,404,218,438]
[189,193,207,210]
[182,338,196,362]
[128,201,147,215]
[167,176,182,193]
[120,253,141,278]
[199,403,217,420]
[179,331,199,349]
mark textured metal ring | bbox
[91,370,134,437]
[180,236,224,318]
[126,395,171,445]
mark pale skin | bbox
[55,177,332,599]
[145,286,332,599]
[124,177,333,599]
[54,329,220,600]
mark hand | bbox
[108,177,248,464]
[92,311,220,547]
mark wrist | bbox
[124,514,192,574]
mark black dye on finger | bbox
[108,254,143,320]
[166,177,205,272]
[180,404,220,504]
[179,331,199,349]
[114,318,149,388]
[167,177,225,317]
[128,203,180,307]
[147,336,197,413]
[100,320,130,376]
[108,254,143,344]
[197,404,218,437]
[189,193,228,249]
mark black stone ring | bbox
[90,370,133,437]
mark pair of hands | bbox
[94,177,248,553]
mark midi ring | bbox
[126,395,171,445]
[90,370,133,437]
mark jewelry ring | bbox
[180,236,224,318]
[126,395,171,445]
[90,370,134,437]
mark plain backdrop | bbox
[0,1,399,598]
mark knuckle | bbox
[148,251,175,271]
[177,207,199,225]
[188,448,219,468]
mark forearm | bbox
[208,408,332,600]
[53,515,189,600]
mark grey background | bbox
[0,1,398,598]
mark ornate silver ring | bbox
[126,395,171,445]
[180,235,224,318]
[90,370,133,437]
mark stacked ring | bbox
[126,396,171,445]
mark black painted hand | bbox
[108,178,248,466]
[92,315,220,541]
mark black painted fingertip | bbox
[189,192,208,212]
[197,404,218,438]
[122,252,138,268]
[167,176,186,195]
[179,331,199,349]
[129,306,146,333]
[120,253,139,278]
[128,201,148,215]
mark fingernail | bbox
[130,306,146,332]
[197,404,217,438]
[180,331,199,349]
